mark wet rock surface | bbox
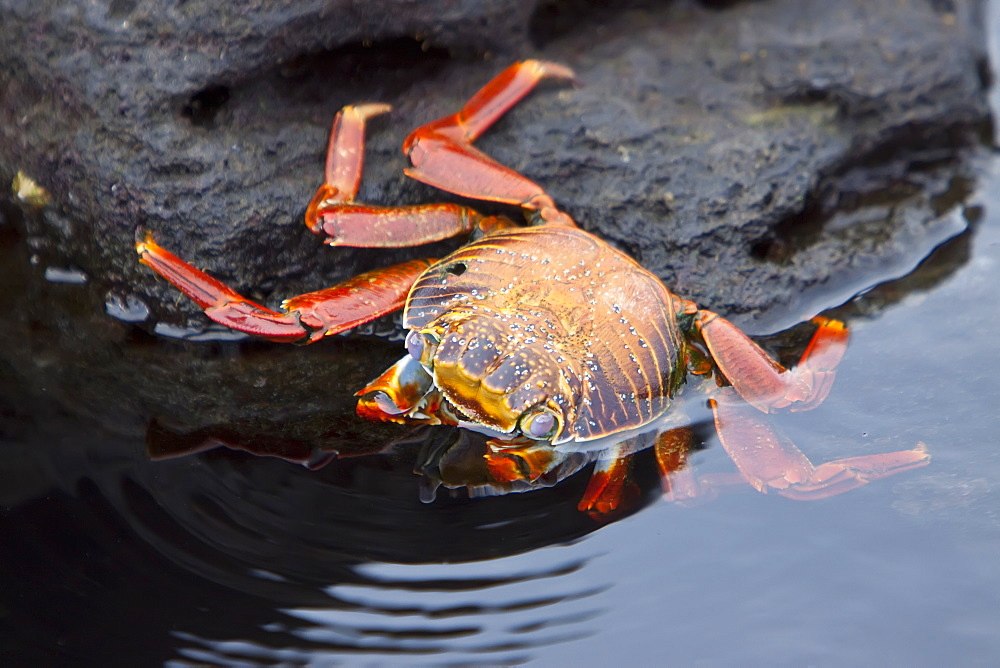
[1,0,989,318]
[0,0,991,437]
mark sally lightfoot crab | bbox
[137,60,929,516]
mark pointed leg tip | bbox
[810,315,848,335]
[134,229,157,255]
[528,60,577,83]
[908,442,932,466]
[353,102,392,119]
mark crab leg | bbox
[578,440,642,520]
[402,60,578,226]
[304,103,487,247]
[710,388,930,500]
[137,233,433,343]
[696,313,850,413]
[652,426,705,503]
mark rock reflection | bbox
[0,215,630,661]
[0,404,616,663]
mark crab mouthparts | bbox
[455,420,517,441]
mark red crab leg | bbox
[304,103,487,247]
[652,426,705,503]
[695,313,850,413]
[578,441,641,520]
[710,388,930,500]
[402,60,578,227]
[137,233,433,343]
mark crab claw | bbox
[356,355,436,423]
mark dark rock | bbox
[1,0,989,330]
[0,0,990,437]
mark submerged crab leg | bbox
[402,60,578,226]
[137,233,433,343]
[653,426,705,503]
[710,388,930,500]
[305,103,487,247]
[696,313,851,413]
[577,445,641,520]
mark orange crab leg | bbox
[319,103,392,205]
[577,440,642,520]
[304,103,486,247]
[409,60,577,145]
[402,60,578,226]
[696,313,849,413]
[652,426,704,503]
[137,233,433,342]
[710,388,930,500]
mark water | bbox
[4,165,997,668]
[3,29,1000,668]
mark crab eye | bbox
[519,406,560,440]
[405,330,438,366]
[404,330,423,359]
